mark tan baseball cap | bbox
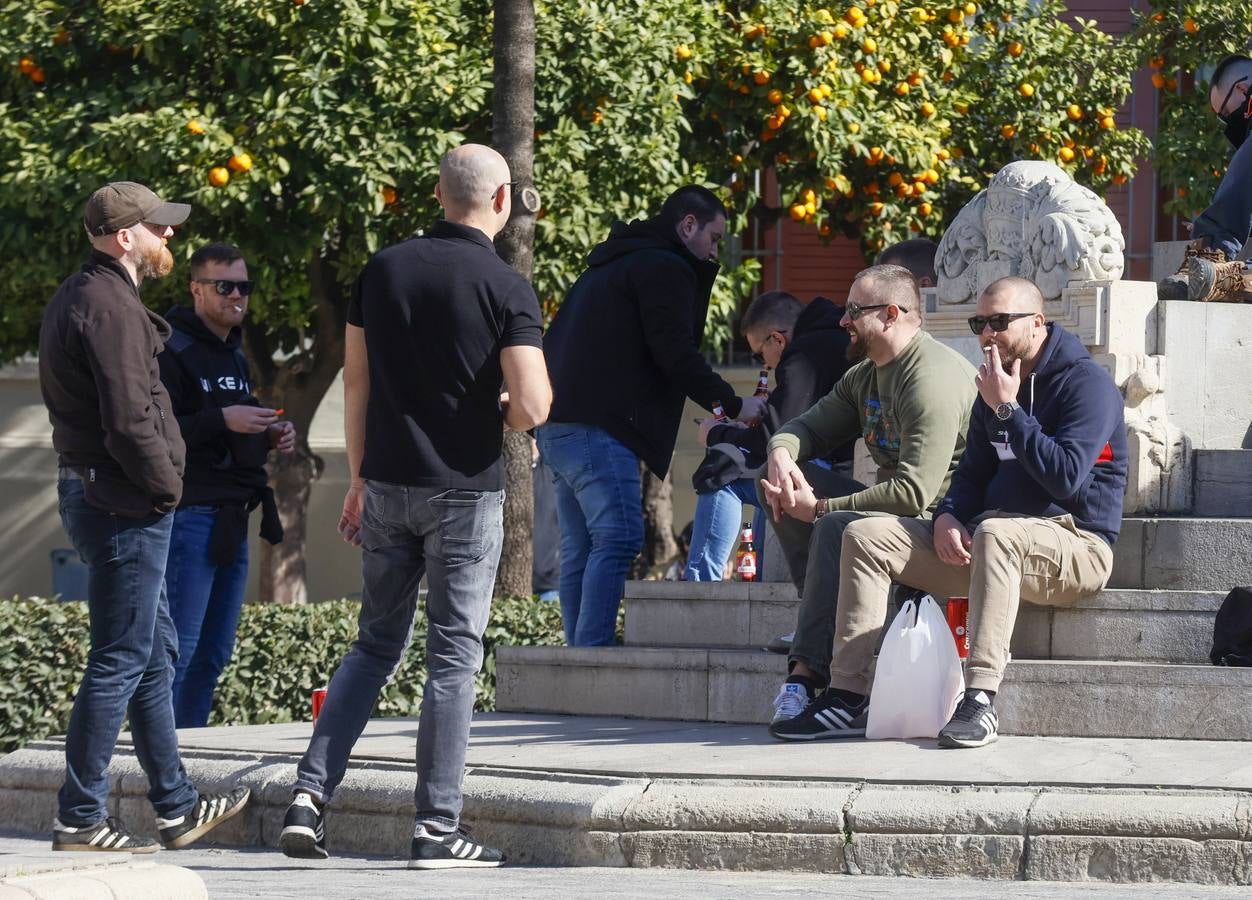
[83,181,191,236]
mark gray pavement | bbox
[166,713,1252,791]
[1,834,1249,899]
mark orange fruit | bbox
[954,101,969,114]
[919,201,933,216]
[789,204,807,221]
[868,201,885,216]
[819,224,832,237]
[868,146,884,163]
[767,88,784,105]
[754,70,770,85]
[862,37,877,54]
[819,83,832,97]
[948,9,964,23]
[675,44,693,60]
[1151,72,1165,89]
[920,101,936,117]
[29,66,45,83]
[907,71,923,86]
[208,167,230,187]
[878,59,891,73]
[1183,17,1198,34]
[1000,123,1017,138]
[186,119,205,135]
[1112,174,1127,185]
[227,152,252,172]
[1058,146,1075,162]
[381,186,398,205]
[895,82,910,95]
[887,172,904,187]
[815,106,828,121]
[964,2,976,13]
[1007,41,1024,57]
[1018,82,1034,97]
[53,28,70,45]
[848,121,860,133]
[1066,104,1083,121]
[1100,115,1115,130]
[18,57,35,74]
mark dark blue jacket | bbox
[935,323,1127,545]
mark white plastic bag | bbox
[865,595,965,739]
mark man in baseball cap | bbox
[82,180,191,236]
[40,181,250,854]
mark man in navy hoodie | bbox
[808,276,1127,747]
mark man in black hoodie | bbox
[538,185,764,646]
[684,291,859,580]
[158,242,295,728]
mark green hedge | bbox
[0,595,566,755]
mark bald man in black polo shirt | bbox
[280,145,551,868]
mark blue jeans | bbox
[1194,135,1252,260]
[535,423,644,647]
[164,506,249,728]
[293,482,503,832]
[684,477,764,581]
[56,476,197,826]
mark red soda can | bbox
[946,597,969,659]
[311,687,328,721]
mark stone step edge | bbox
[0,861,206,900]
[1,746,1251,882]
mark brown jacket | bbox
[39,252,186,516]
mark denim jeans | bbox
[164,505,249,728]
[1193,135,1252,260]
[56,476,197,826]
[683,477,764,581]
[535,423,645,647]
[293,481,503,832]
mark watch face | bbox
[996,402,1015,421]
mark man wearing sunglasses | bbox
[812,276,1125,748]
[1159,54,1252,303]
[686,290,856,581]
[759,264,978,739]
[39,182,250,853]
[157,242,295,728]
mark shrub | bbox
[0,594,565,754]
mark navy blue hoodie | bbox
[936,323,1127,545]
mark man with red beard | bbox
[758,263,977,739]
[801,276,1126,748]
[39,183,249,853]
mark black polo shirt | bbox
[347,220,543,490]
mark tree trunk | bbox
[631,466,680,579]
[491,0,538,598]
[244,253,347,604]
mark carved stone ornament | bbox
[935,160,1125,304]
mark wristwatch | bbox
[813,497,830,521]
[994,401,1018,422]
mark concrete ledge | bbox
[499,647,1252,738]
[2,741,1250,883]
[0,856,205,900]
[1194,450,1252,517]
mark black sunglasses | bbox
[846,301,907,321]
[967,312,1035,334]
[750,331,788,366]
[194,278,253,296]
[1217,76,1251,121]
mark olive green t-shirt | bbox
[767,330,977,516]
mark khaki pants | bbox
[831,513,1114,695]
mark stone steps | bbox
[496,646,1252,740]
[622,582,1225,664]
[1110,516,1252,590]
[1193,449,1252,517]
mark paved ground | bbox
[160,713,1252,790]
[1,834,1249,899]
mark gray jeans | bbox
[293,481,504,831]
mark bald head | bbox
[437,144,510,217]
[980,276,1044,314]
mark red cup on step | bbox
[946,597,969,659]
[311,687,328,721]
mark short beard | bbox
[134,243,174,280]
[846,338,868,363]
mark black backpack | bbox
[1211,587,1252,667]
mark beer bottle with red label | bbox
[753,369,770,399]
[735,524,757,582]
[711,401,729,423]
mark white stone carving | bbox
[935,161,1126,305]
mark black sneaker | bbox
[280,792,328,860]
[52,816,159,853]
[938,689,1000,748]
[408,824,505,870]
[157,787,250,849]
[768,689,868,741]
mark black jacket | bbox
[39,252,185,517]
[706,296,856,464]
[158,307,282,555]
[544,217,740,476]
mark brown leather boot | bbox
[1188,254,1252,302]
[1159,241,1226,301]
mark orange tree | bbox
[1137,3,1250,221]
[676,1,1149,255]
